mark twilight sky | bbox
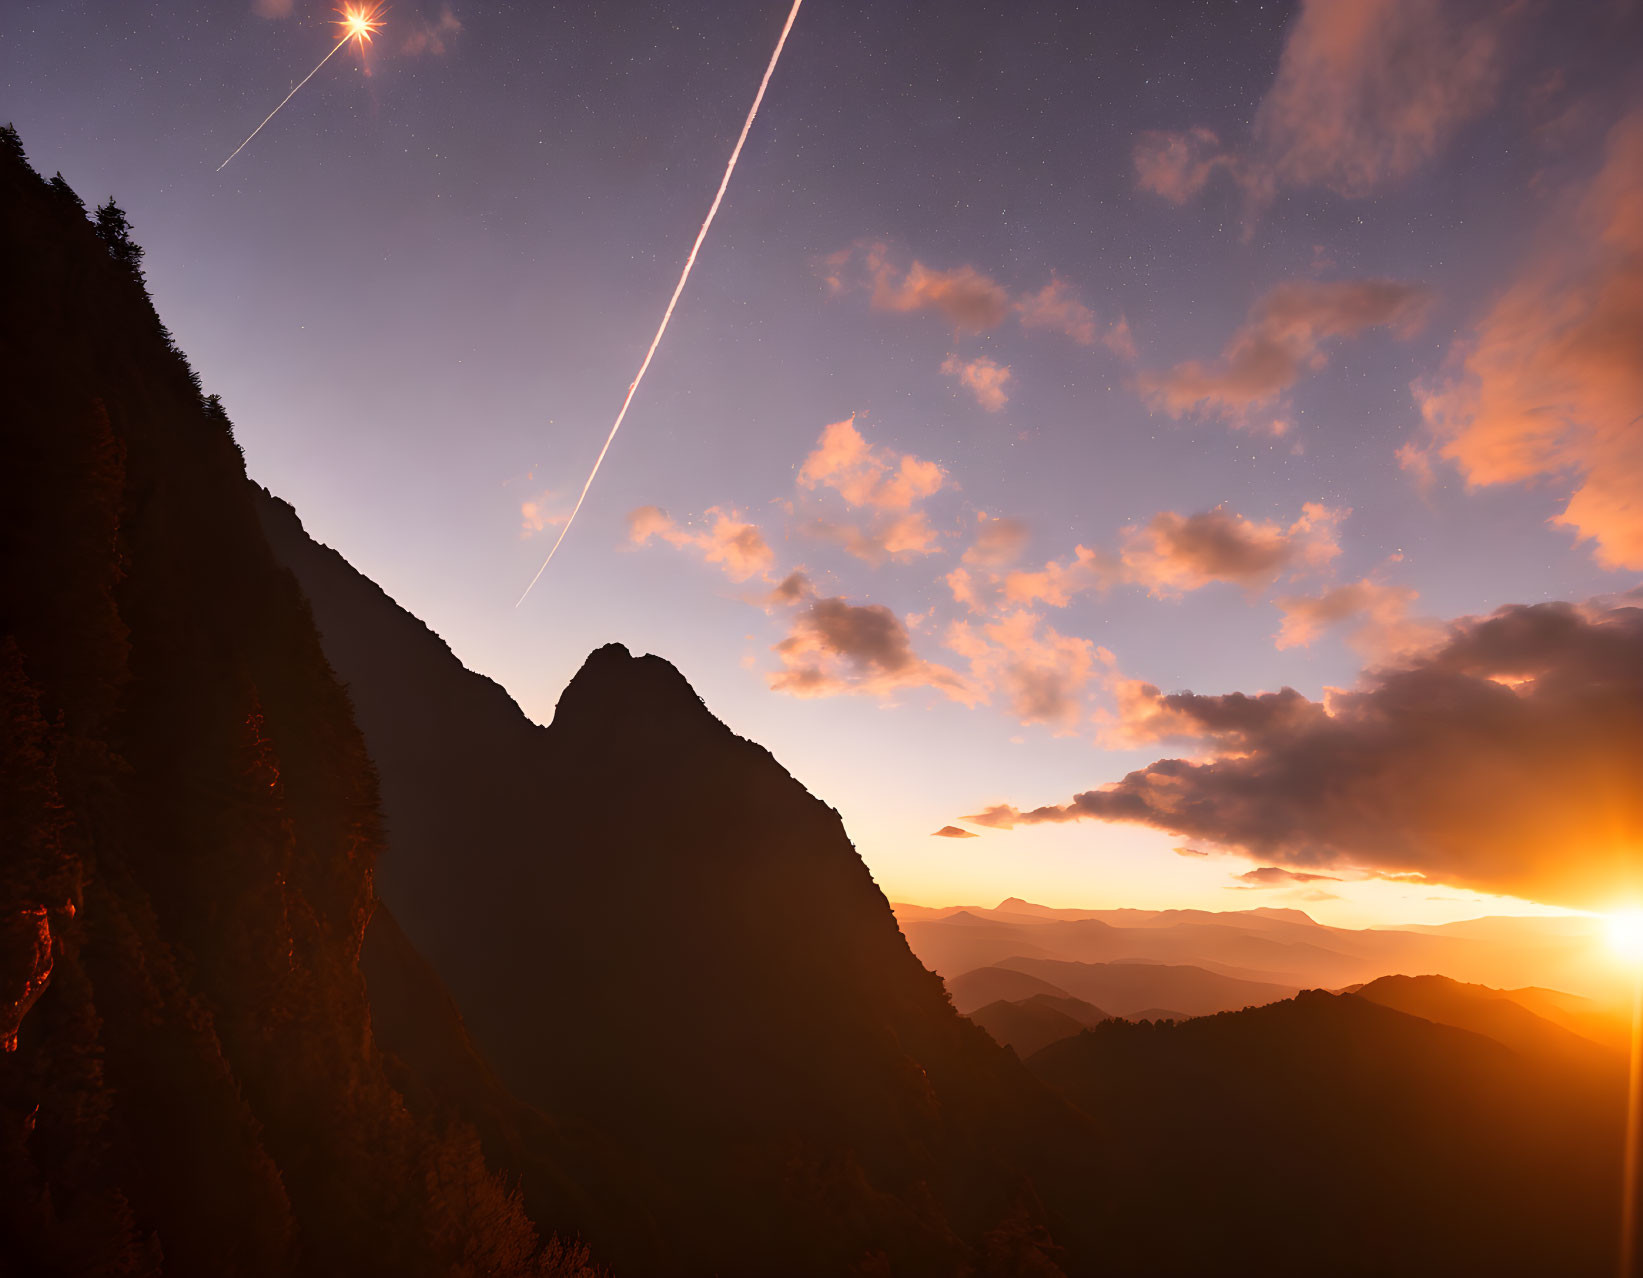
[7,0,1640,926]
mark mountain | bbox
[968,994,1109,1059]
[1029,991,1629,1275]
[895,898,1624,1000]
[254,495,1107,1274]
[946,966,1076,1014]
[0,130,594,1276]
[994,957,1296,1019]
[1354,974,1616,1066]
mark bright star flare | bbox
[217,5,384,173]
[514,0,805,608]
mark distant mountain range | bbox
[894,896,1621,1004]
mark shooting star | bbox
[515,0,805,608]
[218,4,384,172]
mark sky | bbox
[5,0,1640,928]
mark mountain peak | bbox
[551,642,717,739]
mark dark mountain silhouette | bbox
[995,956,1295,1019]
[254,494,1104,1275]
[969,994,1109,1059]
[0,129,597,1276]
[1030,990,1629,1276]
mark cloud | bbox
[796,417,948,565]
[1102,680,1326,750]
[963,597,1643,909]
[626,505,774,582]
[770,595,974,703]
[1133,126,1243,203]
[994,502,1342,610]
[1254,0,1516,198]
[402,7,462,56]
[1173,846,1210,858]
[946,610,1100,734]
[1002,545,1118,609]
[1135,1,1518,209]
[942,354,1013,411]
[1235,866,1342,886]
[1412,108,1643,569]
[1140,279,1430,422]
[767,571,815,606]
[252,0,293,17]
[520,490,566,536]
[1120,503,1345,595]
[932,825,979,839]
[798,416,944,512]
[961,513,1031,568]
[822,243,1116,351]
[1274,577,1436,657]
[1015,277,1099,345]
[804,512,943,566]
[821,242,1012,333]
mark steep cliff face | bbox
[0,129,594,1277]
[256,494,1104,1276]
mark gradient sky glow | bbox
[7,0,1639,926]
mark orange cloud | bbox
[964,596,1643,909]
[818,242,1012,333]
[1015,276,1099,345]
[520,490,566,536]
[942,354,1012,411]
[1120,503,1345,596]
[626,505,774,582]
[1135,1,1519,209]
[996,502,1342,608]
[1002,545,1118,609]
[1133,126,1242,203]
[946,610,1100,734]
[770,594,974,703]
[961,513,1031,568]
[822,243,1115,351]
[1413,109,1643,569]
[1140,279,1430,422]
[1274,577,1436,657]
[1255,0,1516,198]
[798,416,944,512]
[932,825,979,839]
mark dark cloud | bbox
[1236,866,1342,885]
[770,595,973,703]
[966,599,1643,908]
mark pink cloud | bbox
[942,354,1013,411]
[1413,109,1643,569]
[1015,276,1099,345]
[626,505,774,583]
[798,416,944,512]
[1120,503,1345,596]
[946,610,1100,734]
[770,595,975,703]
[1139,278,1430,422]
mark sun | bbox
[1608,910,1643,963]
[336,4,384,47]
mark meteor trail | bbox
[217,6,383,172]
[514,0,805,608]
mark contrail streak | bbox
[515,0,805,608]
[218,34,351,172]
